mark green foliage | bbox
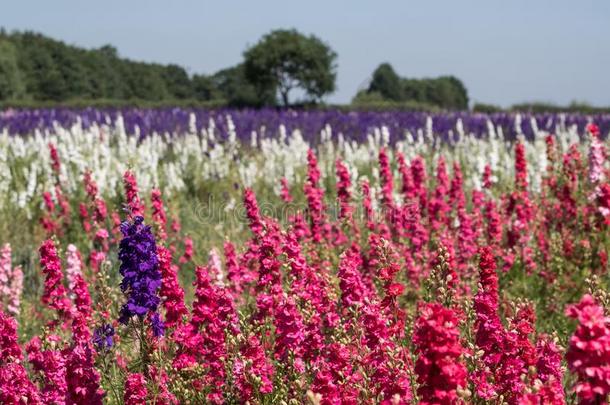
[368,63,402,101]
[0,31,230,104]
[212,64,275,108]
[162,64,193,99]
[243,29,337,106]
[472,102,504,113]
[191,74,222,102]
[361,63,470,110]
[351,90,441,112]
[0,38,25,100]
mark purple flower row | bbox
[1,108,608,142]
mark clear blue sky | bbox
[2,0,609,106]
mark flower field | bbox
[0,109,609,404]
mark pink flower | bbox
[515,141,528,190]
[0,362,42,404]
[361,179,375,231]
[311,343,362,404]
[379,148,395,210]
[124,373,148,405]
[304,149,330,243]
[335,159,353,220]
[274,295,305,366]
[65,343,104,404]
[483,164,493,189]
[149,366,178,405]
[397,152,414,199]
[429,156,450,231]
[0,244,12,303]
[338,247,367,308]
[519,335,565,404]
[413,302,467,405]
[280,177,293,203]
[449,162,465,209]
[0,310,22,361]
[586,123,600,137]
[233,335,274,401]
[26,336,68,404]
[178,236,194,264]
[208,248,224,286]
[79,202,92,233]
[7,265,23,316]
[225,241,254,296]
[39,239,72,317]
[123,170,145,218]
[48,142,61,174]
[71,274,93,343]
[244,188,264,237]
[157,246,188,329]
[588,131,606,185]
[151,188,168,240]
[0,311,42,403]
[65,244,83,293]
[174,266,238,403]
[566,294,610,404]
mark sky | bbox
[2,0,609,107]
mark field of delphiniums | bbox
[0,109,609,404]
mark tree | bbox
[244,29,337,106]
[0,39,25,100]
[369,63,402,101]
[192,74,221,102]
[163,64,193,99]
[212,64,275,107]
[363,63,469,110]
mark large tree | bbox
[243,29,337,106]
[369,63,402,101]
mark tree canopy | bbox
[360,63,469,110]
[243,29,337,106]
[0,29,474,111]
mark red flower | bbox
[413,302,467,405]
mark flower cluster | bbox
[413,302,467,404]
[118,216,164,336]
[566,294,610,404]
[0,114,608,403]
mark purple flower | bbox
[150,313,165,337]
[118,216,163,336]
[93,324,115,350]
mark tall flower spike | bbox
[233,335,274,402]
[244,188,264,237]
[118,216,164,336]
[515,141,528,190]
[65,343,104,404]
[65,244,83,293]
[123,170,145,218]
[0,244,11,298]
[157,245,187,329]
[413,302,468,405]
[280,177,293,203]
[7,265,23,316]
[0,311,41,404]
[151,188,168,240]
[39,239,72,317]
[124,373,148,405]
[566,294,610,404]
[335,159,353,220]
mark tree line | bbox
[0,28,470,110]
